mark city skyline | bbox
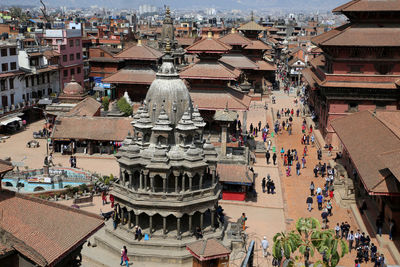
[1,0,347,11]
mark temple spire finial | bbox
[251,11,254,21]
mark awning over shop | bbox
[0,116,21,126]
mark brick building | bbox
[302,0,400,146]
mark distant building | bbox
[44,29,84,91]
[302,0,400,146]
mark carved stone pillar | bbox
[150,176,155,192]
[144,173,148,191]
[211,209,216,231]
[212,169,216,184]
[200,213,204,230]
[182,175,185,192]
[139,172,143,190]
[163,177,167,193]
[128,210,132,229]
[189,176,193,191]
[135,214,139,226]
[121,208,125,225]
[175,175,178,193]
[119,169,123,185]
[149,215,153,235]
[177,217,181,239]
[188,214,192,233]
[199,175,203,189]
[163,216,167,237]
[128,172,133,189]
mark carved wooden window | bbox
[348,65,363,73]
[374,63,394,75]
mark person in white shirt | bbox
[261,236,269,257]
[335,223,340,238]
[347,231,355,252]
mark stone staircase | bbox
[91,221,225,264]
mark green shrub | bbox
[102,96,110,111]
[117,97,133,116]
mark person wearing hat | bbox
[261,236,269,257]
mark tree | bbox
[117,97,133,116]
[272,217,348,267]
[102,96,110,111]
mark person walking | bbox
[258,121,262,131]
[326,200,332,216]
[296,161,301,176]
[262,177,266,193]
[347,231,355,252]
[113,207,120,230]
[241,213,247,231]
[272,153,277,165]
[376,217,383,237]
[250,123,254,134]
[310,182,315,196]
[120,246,129,267]
[261,236,269,257]
[301,156,306,168]
[317,193,323,210]
[389,219,395,240]
[335,223,340,238]
[266,151,271,164]
[306,195,313,212]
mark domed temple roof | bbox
[63,77,84,96]
[144,49,192,126]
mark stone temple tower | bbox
[101,45,223,263]
[159,7,177,50]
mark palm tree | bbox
[272,217,348,267]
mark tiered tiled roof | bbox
[312,23,400,47]
[244,40,272,50]
[219,32,252,46]
[219,54,258,70]
[180,61,240,80]
[238,20,265,32]
[186,239,231,261]
[0,160,13,174]
[332,0,400,12]
[52,117,132,141]
[190,86,251,111]
[103,67,156,85]
[114,42,164,60]
[186,36,232,54]
[331,110,400,194]
[65,97,101,117]
[0,190,104,266]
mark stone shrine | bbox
[94,45,226,263]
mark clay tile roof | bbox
[0,190,104,266]
[219,54,258,70]
[312,23,400,47]
[114,44,164,60]
[186,239,231,260]
[244,40,272,50]
[217,163,253,184]
[65,97,101,117]
[254,60,277,71]
[52,117,132,141]
[103,67,156,85]
[43,50,61,59]
[219,32,252,46]
[331,110,400,194]
[190,87,251,111]
[176,37,199,47]
[238,20,265,32]
[0,160,13,174]
[180,62,239,80]
[332,0,400,12]
[186,38,232,54]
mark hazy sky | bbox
[2,0,347,10]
